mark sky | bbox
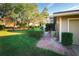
[37,3,79,15]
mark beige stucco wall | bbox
[61,17,68,32]
[55,14,79,32]
[55,17,59,32]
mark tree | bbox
[0,3,42,30]
[41,7,48,18]
[0,4,25,30]
[0,3,14,17]
[39,7,49,26]
[20,4,39,28]
[10,3,39,29]
[0,4,14,30]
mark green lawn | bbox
[0,30,61,56]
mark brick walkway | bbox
[36,32,74,56]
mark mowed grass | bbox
[0,30,61,56]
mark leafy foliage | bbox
[40,7,49,25]
[45,23,55,31]
[0,4,49,29]
[0,3,13,17]
[62,32,73,46]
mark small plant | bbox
[61,32,73,46]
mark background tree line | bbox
[0,3,49,30]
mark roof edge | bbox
[53,10,79,14]
[53,10,79,17]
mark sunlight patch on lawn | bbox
[0,31,22,36]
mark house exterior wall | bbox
[55,14,79,32]
[69,19,79,45]
[55,14,79,42]
[61,17,68,32]
[55,17,60,32]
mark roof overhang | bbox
[53,10,79,17]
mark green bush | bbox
[0,25,5,30]
[27,30,43,39]
[45,23,55,31]
[61,32,73,46]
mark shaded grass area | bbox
[0,30,62,56]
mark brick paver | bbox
[36,32,73,55]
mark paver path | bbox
[36,32,73,55]
[66,45,79,56]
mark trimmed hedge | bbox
[61,32,73,46]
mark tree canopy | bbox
[0,3,49,29]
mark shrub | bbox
[45,23,55,31]
[61,32,73,46]
[33,27,41,31]
[0,25,5,30]
[27,30,43,39]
